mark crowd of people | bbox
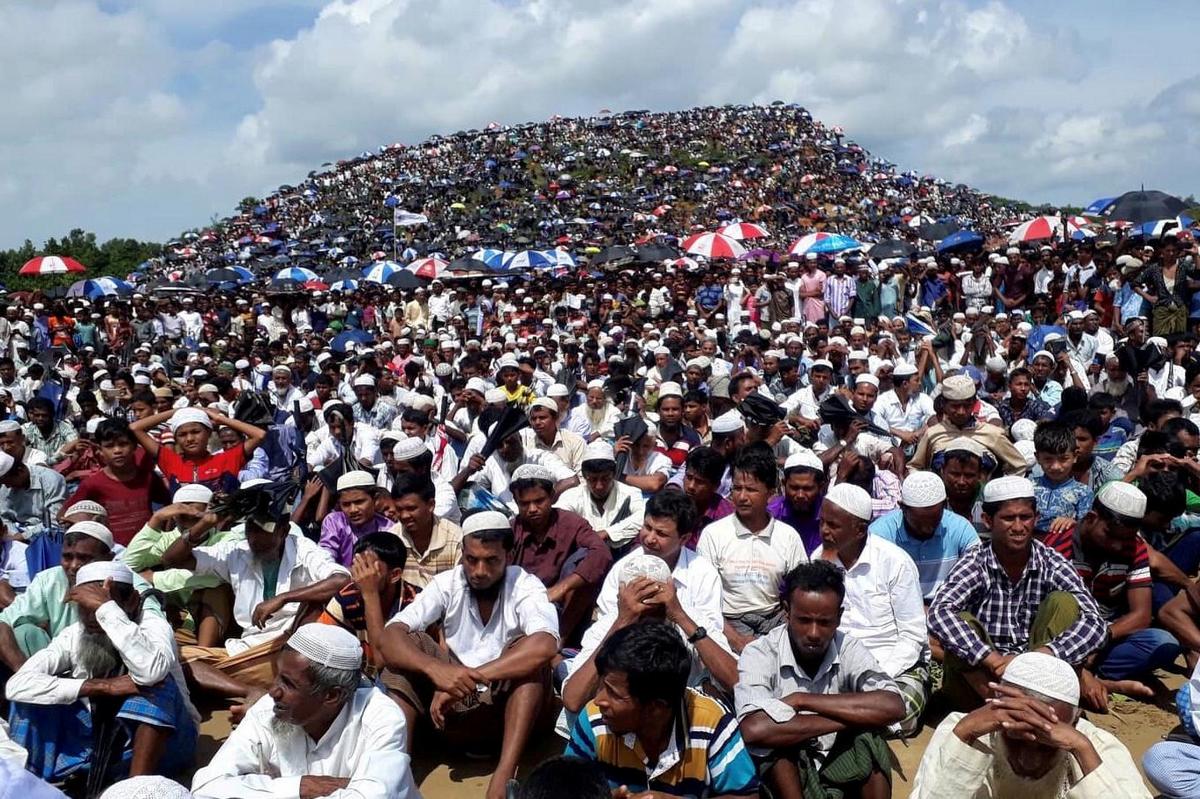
[0,104,1198,799]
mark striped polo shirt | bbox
[566,688,758,796]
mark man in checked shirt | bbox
[929,475,1108,712]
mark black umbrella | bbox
[386,271,427,290]
[480,406,530,459]
[447,257,490,273]
[1106,190,1188,224]
[817,394,890,437]
[613,415,648,478]
[205,267,248,284]
[593,244,637,265]
[916,221,960,241]
[269,278,303,292]
[867,239,916,259]
[635,242,678,262]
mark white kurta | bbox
[191,686,419,799]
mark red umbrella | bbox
[19,256,86,276]
[304,279,329,291]
[680,232,746,259]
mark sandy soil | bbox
[193,674,1185,796]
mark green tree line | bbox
[0,229,161,292]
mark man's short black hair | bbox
[581,457,616,476]
[1139,470,1187,518]
[684,445,726,485]
[780,560,845,606]
[1033,419,1075,456]
[354,531,408,571]
[1008,367,1032,383]
[644,489,696,537]
[27,397,54,416]
[1087,392,1117,412]
[390,472,435,503]
[1060,409,1104,439]
[1145,399,1184,427]
[594,621,690,708]
[518,756,610,799]
[778,357,798,373]
[731,442,779,490]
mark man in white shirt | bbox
[783,358,834,425]
[379,512,559,799]
[378,434,461,523]
[6,561,198,784]
[697,445,807,653]
[520,398,588,475]
[453,423,576,510]
[554,440,645,551]
[876,362,935,452]
[162,513,350,693]
[813,483,929,737]
[192,624,419,799]
[562,490,738,715]
[306,401,382,470]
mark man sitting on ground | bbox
[554,441,646,554]
[191,624,418,799]
[379,511,559,799]
[913,651,1150,798]
[768,449,826,555]
[929,476,1110,711]
[737,560,904,799]
[387,472,463,594]
[6,561,197,786]
[567,620,759,797]
[318,471,393,568]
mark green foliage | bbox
[0,228,161,292]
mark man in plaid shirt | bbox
[929,475,1108,711]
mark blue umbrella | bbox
[936,229,984,253]
[329,279,359,292]
[331,329,374,353]
[384,196,400,208]
[1084,197,1116,216]
[67,277,133,299]
[1134,215,1195,239]
[504,250,556,270]
[273,266,319,282]
[362,261,403,283]
[472,249,506,269]
[206,266,253,284]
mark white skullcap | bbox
[547,383,571,398]
[711,410,745,435]
[287,623,363,671]
[985,356,1007,372]
[169,407,212,432]
[1096,481,1147,520]
[465,377,491,395]
[658,381,683,399]
[512,463,556,483]
[586,379,606,390]
[76,560,133,586]
[892,362,917,378]
[271,364,292,375]
[982,475,1035,503]
[409,395,436,414]
[239,478,273,491]
[618,552,672,586]
[783,448,824,473]
[1003,651,1080,707]
[848,349,870,361]
[855,374,879,388]
[391,435,429,462]
[462,510,512,535]
[810,358,833,371]
[352,374,376,388]
[172,484,213,505]
[941,374,976,401]
[528,397,558,415]
[64,500,108,519]
[583,440,616,463]
[100,775,193,799]
[1010,418,1038,442]
[0,420,20,434]
[67,521,114,549]
[654,346,671,356]
[901,472,947,508]
[1016,439,1037,466]
[943,437,987,459]
[484,388,507,404]
[336,470,377,492]
[824,483,872,521]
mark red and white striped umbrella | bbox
[405,257,448,279]
[1008,215,1064,243]
[19,255,86,276]
[670,257,699,270]
[718,222,769,240]
[681,232,746,259]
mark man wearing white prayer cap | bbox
[453,415,576,512]
[875,357,935,453]
[909,373,1027,475]
[870,472,981,601]
[815,481,929,736]
[569,379,620,441]
[1052,481,1180,709]
[100,775,193,799]
[0,444,67,535]
[929,475,1109,713]
[380,508,560,799]
[351,372,398,430]
[192,623,419,799]
[914,650,1150,798]
[555,439,646,552]
[768,448,827,554]
[7,559,199,783]
[129,404,266,495]
[0,418,48,468]
[377,434,460,523]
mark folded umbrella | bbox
[818,394,890,438]
[480,406,531,459]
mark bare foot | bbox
[1099,678,1155,699]
[230,687,267,724]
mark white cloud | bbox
[0,0,1196,249]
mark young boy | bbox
[318,470,393,567]
[63,418,171,545]
[1031,419,1093,538]
[1063,409,1122,489]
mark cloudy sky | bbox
[2,0,1196,249]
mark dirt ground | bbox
[193,672,1185,797]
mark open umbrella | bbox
[269,277,303,291]
[635,243,678,262]
[330,329,374,353]
[447,257,491,274]
[329,279,359,292]
[1084,197,1117,216]
[503,250,554,270]
[916,222,959,241]
[206,266,254,284]
[788,232,861,255]
[472,249,506,269]
[867,240,916,259]
[273,266,319,282]
[66,277,132,299]
[362,261,403,283]
[406,257,448,280]
[1105,190,1188,224]
[681,232,746,259]
[593,245,638,265]
[20,256,86,276]
[718,222,769,240]
[386,271,427,290]
[936,230,985,253]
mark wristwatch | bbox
[687,626,708,644]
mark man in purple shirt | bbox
[767,449,826,554]
[319,470,393,567]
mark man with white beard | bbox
[912,651,1149,798]
[191,624,418,799]
[5,561,198,786]
[568,380,620,441]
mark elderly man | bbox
[913,651,1149,798]
[554,440,646,553]
[737,560,905,799]
[520,397,587,475]
[191,624,418,799]
[162,511,350,692]
[379,512,559,799]
[909,375,1026,475]
[0,420,48,467]
[6,561,197,784]
[814,483,929,737]
[0,449,67,538]
[929,476,1110,711]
